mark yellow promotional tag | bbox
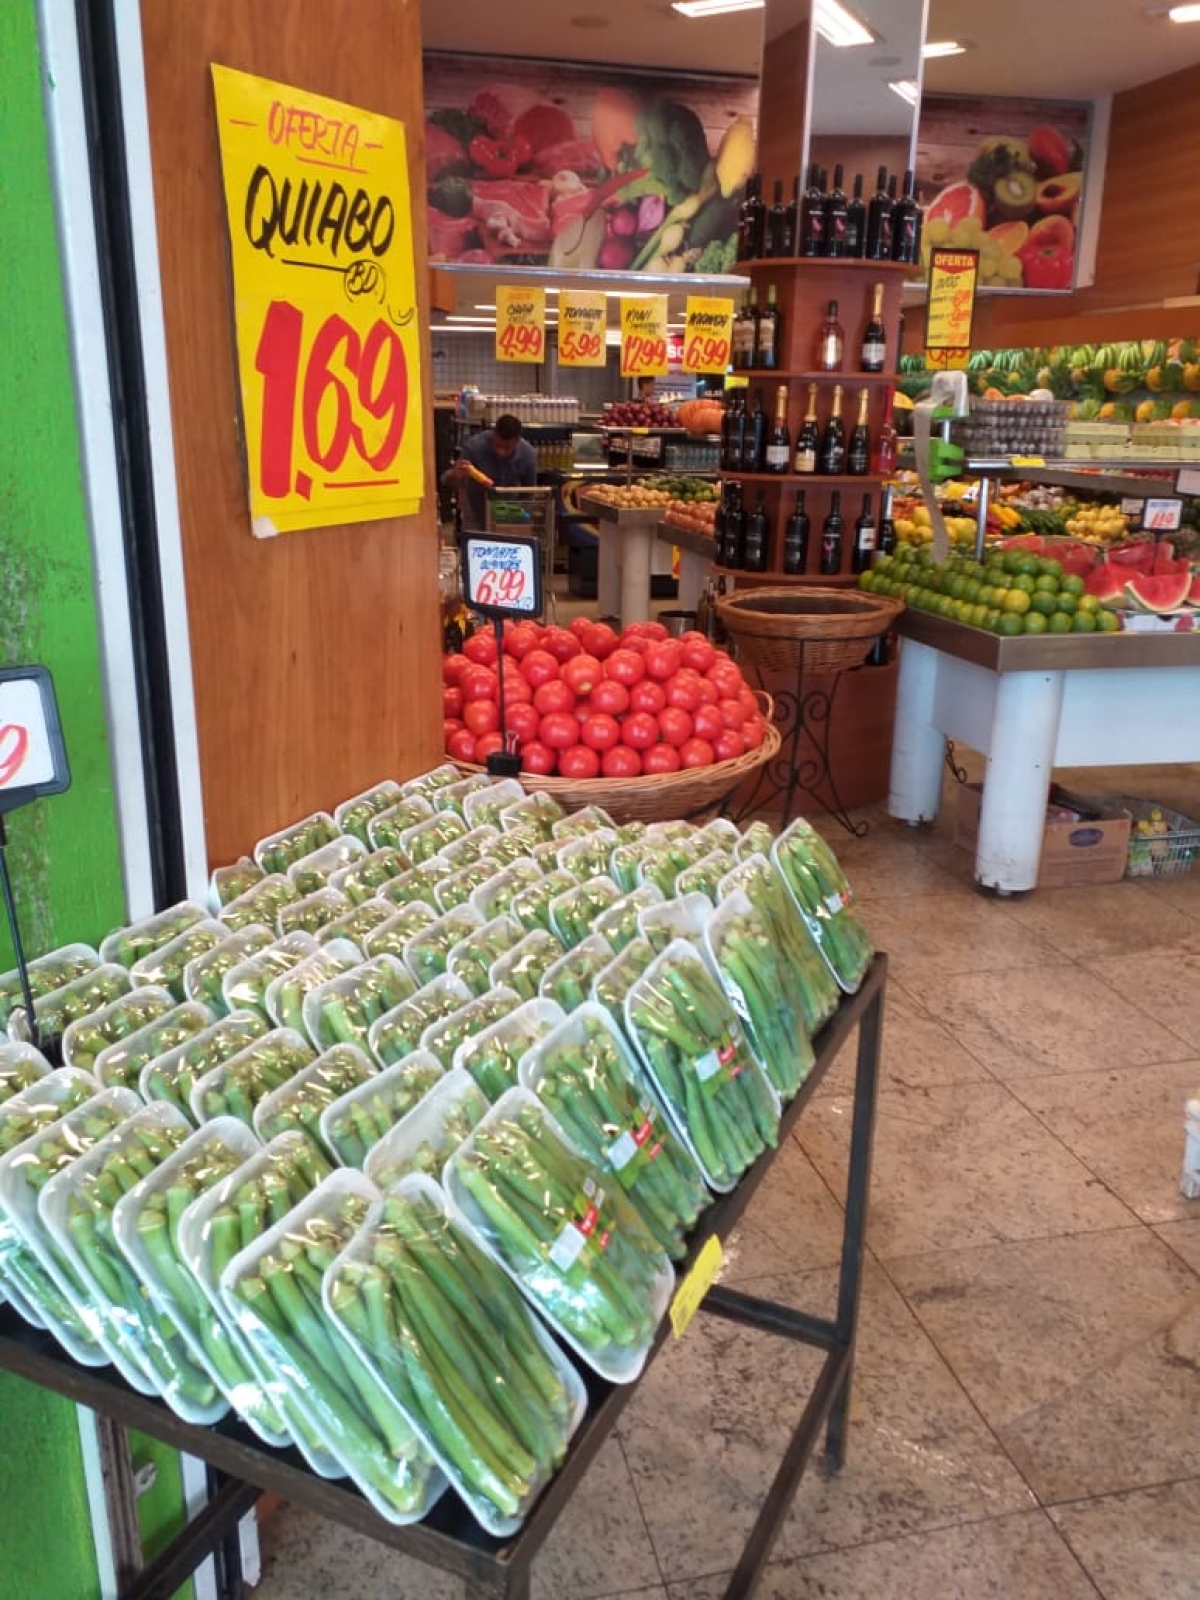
[682,296,734,374]
[669,1235,724,1338]
[1011,455,1046,467]
[924,246,979,375]
[495,286,546,364]
[620,295,670,378]
[558,290,607,367]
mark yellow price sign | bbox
[495,285,545,364]
[682,297,734,374]
[558,290,607,367]
[211,65,425,536]
[669,1235,725,1339]
[620,296,669,378]
[924,246,979,373]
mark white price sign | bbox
[1144,497,1183,532]
[0,668,70,812]
[463,534,542,618]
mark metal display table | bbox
[582,497,714,626]
[890,611,1200,891]
[0,958,887,1600]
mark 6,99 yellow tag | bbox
[669,1235,725,1338]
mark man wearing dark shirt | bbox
[443,413,537,526]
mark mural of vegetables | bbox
[422,54,757,273]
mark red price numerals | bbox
[254,300,408,501]
[0,723,29,788]
[559,329,603,363]
[683,333,731,373]
[623,333,667,375]
[498,321,544,360]
[476,566,527,607]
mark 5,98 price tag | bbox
[463,534,543,620]
[496,286,545,364]
[620,295,670,378]
[558,290,607,368]
[0,667,70,815]
[682,296,734,374]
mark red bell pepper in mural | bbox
[469,134,534,179]
[1017,215,1075,290]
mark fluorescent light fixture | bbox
[1169,3,1200,17]
[922,38,966,57]
[672,0,764,17]
[814,0,875,48]
[889,78,920,105]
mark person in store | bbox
[443,413,537,527]
[635,375,657,403]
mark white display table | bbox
[889,611,1200,892]
[580,496,712,625]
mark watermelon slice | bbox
[1187,574,1200,608]
[1086,562,1128,606]
[1107,541,1158,572]
[1124,571,1192,614]
[1152,541,1179,574]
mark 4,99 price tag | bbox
[682,296,734,374]
[463,534,543,620]
[496,286,545,365]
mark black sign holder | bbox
[461,532,544,780]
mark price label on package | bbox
[682,296,734,374]
[0,667,71,815]
[558,290,607,367]
[462,533,543,619]
[620,296,669,378]
[495,286,545,364]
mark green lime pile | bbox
[860,543,1121,636]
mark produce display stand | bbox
[582,494,707,626]
[0,957,888,1600]
[890,609,1200,892]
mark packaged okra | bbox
[93,1001,216,1094]
[334,780,403,847]
[400,762,462,796]
[488,928,565,1003]
[675,850,736,903]
[0,1043,50,1105]
[430,773,493,817]
[0,944,100,1032]
[129,919,229,1001]
[362,903,438,962]
[591,937,655,1031]
[183,923,275,1015]
[363,1068,488,1191]
[61,985,176,1073]
[208,856,265,912]
[433,862,494,914]
[461,778,524,831]
[509,871,575,936]
[540,935,614,1015]
[468,859,541,924]
[287,836,367,899]
[435,825,500,873]
[419,989,522,1072]
[100,902,210,970]
[402,906,481,989]
[399,811,468,866]
[771,818,873,993]
[718,857,839,1035]
[277,887,353,940]
[446,914,521,997]
[551,805,615,842]
[302,957,416,1053]
[263,939,363,1034]
[7,963,132,1045]
[367,975,473,1068]
[637,892,714,955]
[217,874,299,934]
[254,812,339,877]
[555,829,620,885]
[317,899,395,951]
[548,877,622,949]
[593,886,665,954]
[366,796,434,852]
[253,1044,376,1151]
[190,1028,316,1126]
[451,998,566,1104]
[320,1052,445,1166]
[329,848,410,906]
[380,863,445,911]
[139,1010,271,1119]
[498,791,564,839]
[705,889,815,1100]
[221,932,320,1019]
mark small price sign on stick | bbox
[0,667,70,815]
[461,536,544,777]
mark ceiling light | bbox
[814,0,875,48]
[922,39,966,57]
[1169,3,1200,17]
[888,79,920,105]
[672,0,763,15]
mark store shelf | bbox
[739,256,912,273]
[897,607,1200,671]
[734,472,885,486]
[733,370,899,384]
[965,459,1191,498]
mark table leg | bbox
[675,549,709,615]
[620,521,655,627]
[596,528,620,621]
[888,639,947,824]
[974,670,1064,893]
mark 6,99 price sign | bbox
[682,296,734,375]
[212,66,425,537]
[495,286,545,364]
[463,534,543,620]
[620,296,670,378]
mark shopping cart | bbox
[484,486,557,621]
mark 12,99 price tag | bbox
[620,296,670,378]
[462,533,543,619]
[682,297,734,374]
[495,286,546,364]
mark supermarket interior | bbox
[2,0,1200,1598]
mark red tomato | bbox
[580,712,621,752]
[664,670,702,712]
[629,679,667,716]
[463,700,500,737]
[538,711,581,751]
[558,744,601,779]
[506,702,541,743]
[442,653,470,685]
[620,711,660,751]
[500,674,532,705]
[617,633,650,655]
[643,640,682,682]
[679,633,716,673]
[520,742,556,776]
[463,631,498,667]
[561,654,604,698]
[708,662,743,699]
[589,679,630,717]
[692,703,725,743]
[679,737,716,768]
[742,717,767,751]
[461,668,498,704]
[657,706,694,748]
[569,616,593,640]
[504,622,542,661]
[585,622,619,660]
[447,728,478,763]
[718,698,747,730]
[533,678,576,716]
[474,732,505,763]
[642,743,682,774]
[443,717,464,742]
[602,745,643,777]
[443,685,464,719]
[520,649,560,690]
[643,621,669,641]
[738,686,759,717]
[713,729,746,762]
[694,676,719,706]
[605,649,646,688]
[541,626,581,664]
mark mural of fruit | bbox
[1028,124,1073,177]
[1016,215,1075,290]
[987,220,1029,256]
[925,180,987,231]
[1036,172,1082,215]
[993,169,1039,220]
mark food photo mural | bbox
[914,95,1092,290]
[423,53,758,273]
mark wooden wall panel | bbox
[758,20,811,196]
[137,0,444,867]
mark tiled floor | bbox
[250,755,1200,1599]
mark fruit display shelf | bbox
[582,493,714,624]
[967,460,1191,499]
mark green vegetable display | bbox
[591,937,655,1029]
[420,990,522,1072]
[706,895,814,1099]
[510,871,575,935]
[255,813,339,877]
[0,945,99,1030]
[367,798,434,852]
[221,933,320,1019]
[218,875,299,934]
[403,908,480,989]
[265,941,365,1035]
[192,1029,316,1125]
[454,1000,564,1103]
[141,1010,271,1117]
[278,888,353,939]
[184,924,274,1015]
[289,838,366,899]
[382,864,446,910]
[723,855,839,1035]
[94,1002,215,1093]
[365,1071,488,1190]
[549,878,622,948]
[401,811,468,865]
[446,915,521,998]
[331,848,410,906]
[364,904,437,962]
[335,782,403,847]
[210,857,265,908]
[9,964,131,1044]
[489,929,565,1002]
[773,822,873,993]
[254,1044,376,1149]
[101,902,209,970]
[0,1045,49,1105]
[61,985,175,1073]
[304,957,415,1052]
[540,937,613,1014]
[317,899,395,950]
[368,977,472,1067]
[321,1055,445,1166]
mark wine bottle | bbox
[815,300,844,373]
[860,282,886,373]
[872,389,898,476]
[756,283,781,371]
[895,310,906,375]
[891,169,920,265]
[818,384,846,475]
[865,166,891,262]
[852,493,876,573]
[847,388,871,475]
[845,174,866,258]
[782,174,799,258]
[766,178,787,257]
[721,389,745,472]
[742,389,767,473]
[724,481,746,569]
[737,173,766,261]
[713,483,729,566]
[877,483,897,555]
[732,287,758,372]
[883,173,898,259]
[800,163,825,257]
[824,163,848,258]
[743,493,770,572]
[783,490,809,575]
[765,384,791,473]
[820,491,844,574]
[793,384,819,474]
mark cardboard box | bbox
[955,783,1131,888]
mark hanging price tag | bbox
[620,296,670,378]
[557,290,607,367]
[495,286,545,364]
[0,668,70,816]
[462,533,543,619]
[670,1235,725,1338]
[682,296,734,374]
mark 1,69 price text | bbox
[498,322,544,360]
[623,333,667,374]
[0,724,30,788]
[254,299,408,500]
[475,567,529,607]
[558,329,603,362]
[683,333,731,373]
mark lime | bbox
[1072,611,1098,632]
[1060,574,1086,597]
[1056,593,1079,616]
[1022,612,1049,634]
[1002,552,1023,574]
[1097,610,1121,632]
[963,581,982,603]
[1047,611,1073,633]
[1002,589,1031,615]
[1077,593,1101,614]
[1034,574,1060,594]
[1030,592,1057,616]
[969,603,989,628]
[998,613,1025,636]
[1015,556,1040,577]
[1012,574,1037,595]
[1038,557,1064,578]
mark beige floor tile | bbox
[721,1137,847,1287]
[1088,945,1200,1050]
[616,1263,1032,1583]
[816,976,1000,1103]
[1003,880,1200,963]
[900,961,1194,1080]
[1009,1059,1200,1224]
[799,1079,1135,1259]
[667,1509,1096,1600]
[1050,1478,1200,1600]
[1155,1218,1200,1273]
[853,892,1062,986]
[889,1228,1200,1501]
[808,825,967,901]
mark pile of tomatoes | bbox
[442,617,770,781]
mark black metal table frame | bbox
[0,955,887,1600]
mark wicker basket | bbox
[716,587,904,675]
